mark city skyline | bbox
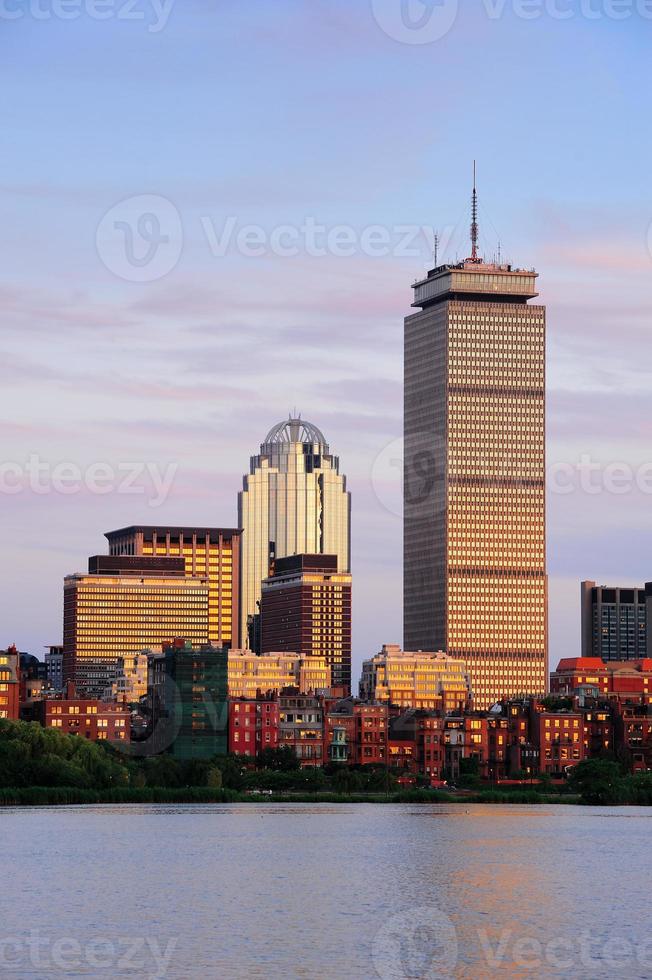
[3,7,651,977]
[3,6,652,684]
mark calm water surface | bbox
[2,803,650,979]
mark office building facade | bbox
[260,554,352,692]
[227,649,331,699]
[63,566,210,697]
[238,417,350,650]
[149,639,228,760]
[106,526,241,649]
[359,644,471,714]
[404,237,547,708]
[581,581,647,661]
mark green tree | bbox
[569,758,628,805]
[210,754,247,790]
[332,767,362,794]
[256,746,301,771]
[142,754,183,788]
[206,767,223,789]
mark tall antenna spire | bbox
[470,160,479,262]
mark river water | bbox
[2,803,649,978]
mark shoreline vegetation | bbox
[2,719,650,808]
[0,786,581,807]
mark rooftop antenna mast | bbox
[470,160,479,262]
[433,231,440,267]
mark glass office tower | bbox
[404,257,547,708]
[238,417,351,650]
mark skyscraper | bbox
[581,581,648,661]
[149,639,228,760]
[260,554,352,692]
[105,526,241,649]
[63,566,210,697]
[404,177,547,708]
[63,526,240,696]
[238,417,351,649]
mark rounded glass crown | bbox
[263,416,327,447]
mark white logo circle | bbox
[372,906,458,979]
[96,194,183,282]
[371,0,459,44]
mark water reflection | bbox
[2,804,648,979]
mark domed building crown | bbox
[263,416,328,450]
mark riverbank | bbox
[0,786,581,806]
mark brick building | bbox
[324,700,388,766]
[24,682,130,742]
[531,705,585,776]
[615,702,652,772]
[279,691,324,767]
[551,657,652,702]
[261,554,352,693]
[228,698,279,757]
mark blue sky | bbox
[2,1,652,679]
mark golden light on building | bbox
[359,645,471,714]
[106,526,240,648]
[227,650,331,699]
[261,554,352,693]
[104,652,149,702]
[238,418,350,650]
[404,179,547,709]
[63,573,210,697]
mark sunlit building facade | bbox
[103,652,149,703]
[261,554,352,692]
[63,572,210,697]
[106,526,241,649]
[0,645,20,721]
[404,257,547,708]
[359,645,471,714]
[238,417,350,650]
[227,649,331,699]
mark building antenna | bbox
[433,231,440,267]
[470,160,479,262]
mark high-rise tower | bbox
[404,177,547,708]
[238,417,351,650]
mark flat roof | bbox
[105,526,242,539]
